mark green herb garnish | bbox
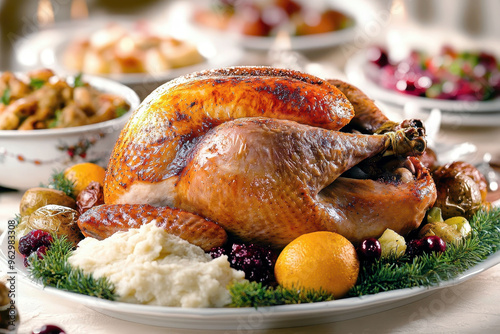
[28,235,116,300]
[229,281,334,308]
[23,207,500,306]
[40,170,75,198]
[347,208,500,297]
[73,73,85,87]
[115,106,128,118]
[1,87,11,105]
[29,78,46,90]
[48,109,63,128]
[230,208,500,307]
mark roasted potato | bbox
[27,204,83,246]
[19,187,76,217]
[13,216,31,253]
[432,162,484,219]
[433,161,488,202]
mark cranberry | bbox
[18,230,53,257]
[406,239,424,258]
[229,243,277,284]
[36,245,49,259]
[209,242,278,285]
[370,44,499,102]
[32,324,66,334]
[357,238,381,261]
[478,51,498,71]
[209,246,227,259]
[23,255,31,267]
[367,46,389,67]
[422,236,447,254]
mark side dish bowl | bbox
[0,74,140,190]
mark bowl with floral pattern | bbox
[0,73,140,190]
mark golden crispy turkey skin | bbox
[105,67,353,205]
[93,66,436,247]
[174,118,434,246]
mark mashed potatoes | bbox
[68,222,246,307]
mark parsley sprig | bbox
[29,78,46,90]
[1,87,10,105]
[73,73,85,88]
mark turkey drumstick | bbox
[173,117,434,247]
[328,79,425,136]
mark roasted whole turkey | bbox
[78,67,437,248]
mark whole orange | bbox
[64,162,106,196]
[274,231,359,299]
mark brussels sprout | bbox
[418,221,463,245]
[444,216,472,238]
[378,229,407,258]
[426,207,444,224]
[419,216,471,245]
[27,204,82,246]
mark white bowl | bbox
[0,75,140,190]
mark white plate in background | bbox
[184,0,378,51]
[345,50,500,122]
[13,18,243,86]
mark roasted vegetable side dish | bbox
[0,69,130,130]
[62,23,204,75]
[193,0,354,37]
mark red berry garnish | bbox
[18,230,53,259]
[210,242,277,285]
[367,46,389,67]
[422,236,447,253]
[357,238,381,261]
[32,324,66,334]
[36,245,49,259]
[406,239,424,257]
[209,246,227,259]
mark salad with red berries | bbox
[365,45,500,102]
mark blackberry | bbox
[406,239,424,258]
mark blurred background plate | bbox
[184,0,378,51]
[12,17,244,98]
[345,49,500,114]
[345,49,500,127]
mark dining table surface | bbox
[2,39,500,334]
